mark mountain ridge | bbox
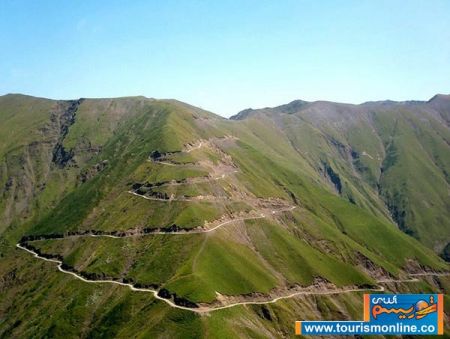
[0,92,449,337]
[231,93,450,120]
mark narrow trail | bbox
[147,160,178,166]
[16,243,196,312]
[409,272,450,277]
[376,278,419,283]
[16,231,449,314]
[137,169,238,188]
[138,137,240,203]
[16,138,450,314]
[186,141,204,153]
[145,139,205,166]
[128,190,195,202]
[15,242,449,314]
[128,190,234,202]
[20,206,297,241]
[132,165,238,202]
[191,233,209,273]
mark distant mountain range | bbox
[1,93,449,337]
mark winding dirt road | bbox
[16,242,448,314]
[16,243,197,312]
[15,138,450,314]
[16,216,448,314]
[16,242,385,314]
[21,206,296,241]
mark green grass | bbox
[131,162,209,183]
[79,195,241,231]
[246,218,373,286]
[2,94,450,337]
[374,112,450,247]
[165,235,279,302]
[35,235,203,286]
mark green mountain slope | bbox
[232,96,450,253]
[1,94,449,337]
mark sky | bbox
[1,1,449,117]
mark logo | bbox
[296,294,444,336]
[366,294,440,321]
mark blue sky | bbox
[1,1,449,117]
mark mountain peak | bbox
[428,93,450,103]
[273,99,309,114]
[229,108,254,120]
[230,99,310,120]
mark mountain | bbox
[232,96,450,253]
[0,94,449,338]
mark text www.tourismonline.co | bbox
[300,321,437,335]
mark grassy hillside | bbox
[1,94,449,338]
[232,98,450,253]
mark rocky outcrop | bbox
[51,99,83,168]
[19,223,199,241]
[148,150,180,162]
[354,252,393,280]
[157,288,198,308]
[79,160,108,183]
[322,162,342,194]
[440,242,450,262]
